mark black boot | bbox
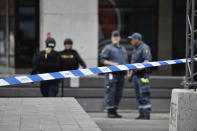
[107,108,122,118]
[107,108,116,118]
[135,115,150,120]
[114,109,122,118]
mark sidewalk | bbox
[88,111,169,131]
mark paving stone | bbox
[61,124,81,131]
[0,125,19,131]
[41,125,61,131]
[81,128,102,131]
[0,98,101,131]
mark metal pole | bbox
[190,0,195,84]
[61,79,64,97]
[5,0,9,76]
[185,0,190,89]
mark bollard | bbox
[169,89,197,131]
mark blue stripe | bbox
[124,64,137,70]
[50,72,64,79]
[108,66,121,72]
[4,78,20,85]
[28,75,43,82]
[174,60,182,64]
[158,61,168,66]
[70,70,84,76]
[143,63,153,67]
[89,67,103,74]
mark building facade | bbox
[0,0,193,75]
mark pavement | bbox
[89,111,169,131]
[0,97,170,131]
[0,98,101,131]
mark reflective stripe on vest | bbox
[140,77,149,83]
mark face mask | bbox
[45,47,53,58]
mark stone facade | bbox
[40,0,98,68]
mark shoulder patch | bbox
[144,49,150,54]
[101,48,106,53]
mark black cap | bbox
[45,37,56,48]
[64,38,73,45]
[111,30,120,37]
[128,33,142,40]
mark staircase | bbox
[0,75,183,112]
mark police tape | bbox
[0,58,196,87]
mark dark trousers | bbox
[40,80,59,97]
[104,72,125,109]
[133,74,151,117]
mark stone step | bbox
[0,87,175,98]
[77,98,170,112]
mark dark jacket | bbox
[31,50,62,74]
[60,49,86,71]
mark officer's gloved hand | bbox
[126,70,133,82]
[128,76,133,82]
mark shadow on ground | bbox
[88,111,169,131]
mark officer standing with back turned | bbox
[100,30,128,118]
[127,33,152,120]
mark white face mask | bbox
[47,43,55,47]
[45,47,53,58]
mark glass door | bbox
[0,0,15,75]
[15,0,39,73]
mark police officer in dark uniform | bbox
[100,30,128,118]
[60,38,87,70]
[31,37,62,97]
[128,33,152,120]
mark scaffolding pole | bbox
[185,0,197,89]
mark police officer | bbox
[100,30,128,118]
[31,37,62,97]
[60,38,87,71]
[128,33,152,120]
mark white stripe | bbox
[98,67,112,73]
[149,62,160,66]
[0,79,10,86]
[38,73,55,80]
[116,65,129,70]
[165,60,176,64]
[60,71,75,78]
[80,69,94,75]
[139,104,151,109]
[180,59,186,62]
[193,58,197,61]
[105,106,116,109]
[133,63,145,69]
[15,76,33,83]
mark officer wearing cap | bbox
[100,30,128,118]
[60,38,87,71]
[31,37,62,97]
[127,33,152,120]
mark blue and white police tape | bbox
[0,58,196,87]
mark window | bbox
[99,0,158,61]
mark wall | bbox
[40,0,98,68]
[157,0,173,75]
